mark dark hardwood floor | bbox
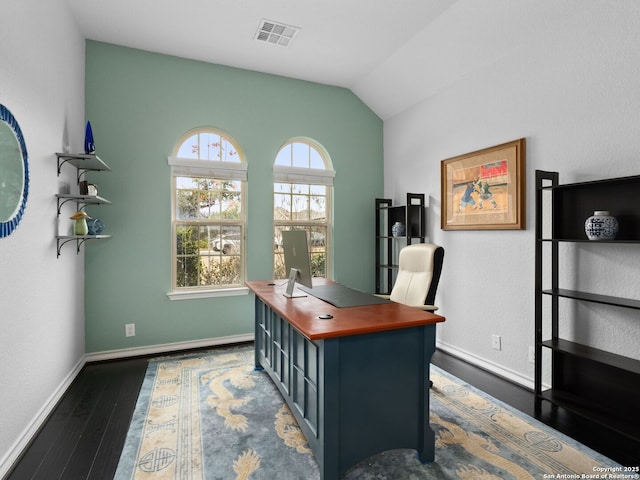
[4,346,638,479]
[4,357,149,480]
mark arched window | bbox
[168,128,247,298]
[273,138,334,280]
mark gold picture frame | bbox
[441,138,526,230]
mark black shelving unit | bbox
[375,193,425,294]
[535,170,640,443]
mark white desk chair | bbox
[377,243,444,312]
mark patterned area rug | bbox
[114,345,624,480]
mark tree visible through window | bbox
[273,139,333,280]
[170,129,246,291]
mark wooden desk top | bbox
[246,280,445,340]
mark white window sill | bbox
[167,287,249,301]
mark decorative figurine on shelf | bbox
[87,217,104,235]
[70,211,90,236]
[84,121,95,154]
[78,182,98,196]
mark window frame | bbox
[167,128,248,300]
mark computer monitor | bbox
[282,230,313,298]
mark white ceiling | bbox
[65,0,585,120]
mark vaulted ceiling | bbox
[66,0,583,120]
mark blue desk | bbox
[247,280,446,479]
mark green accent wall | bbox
[84,41,383,353]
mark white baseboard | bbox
[0,357,85,479]
[0,333,254,478]
[436,339,535,391]
[84,333,255,362]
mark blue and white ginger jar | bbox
[391,222,405,237]
[585,211,618,241]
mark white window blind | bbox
[273,165,335,185]
[168,156,247,180]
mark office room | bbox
[1,0,640,478]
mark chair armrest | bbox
[375,296,439,312]
[412,304,439,312]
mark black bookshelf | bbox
[375,193,425,294]
[534,170,640,443]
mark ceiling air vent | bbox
[255,19,299,47]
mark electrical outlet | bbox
[528,346,535,364]
[125,323,136,337]
[491,334,501,351]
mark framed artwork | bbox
[441,138,526,230]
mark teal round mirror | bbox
[0,104,29,237]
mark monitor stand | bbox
[283,268,307,298]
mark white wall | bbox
[384,1,640,386]
[0,0,86,475]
